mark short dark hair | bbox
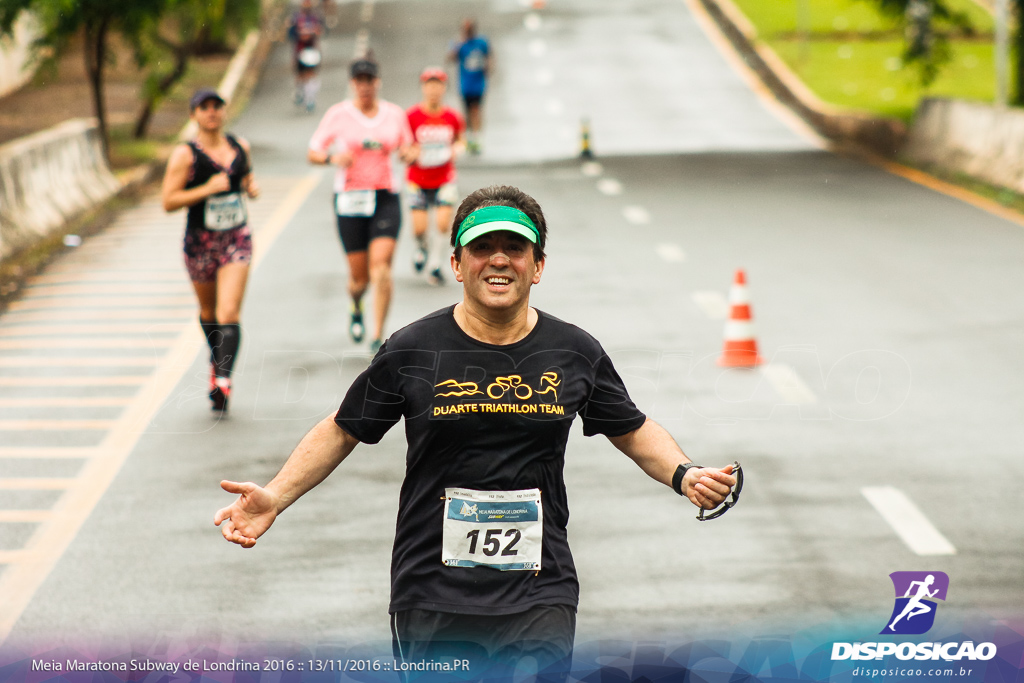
[451,185,547,262]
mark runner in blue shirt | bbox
[449,19,490,154]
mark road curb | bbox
[698,0,907,157]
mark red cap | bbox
[420,67,448,83]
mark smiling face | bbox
[453,230,544,314]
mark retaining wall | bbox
[902,98,1024,192]
[0,118,121,260]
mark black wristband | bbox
[672,462,701,496]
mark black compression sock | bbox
[200,318,219,363]
[213,323,241,379]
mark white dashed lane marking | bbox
[862,487,957,556]
[761,363,817,405]
[656,243,686,263]
[524,13,542,30]
[622,205,651,225]
[580,161,603,177]
[691,290,729,319]
[596,178,622,196]
[528,38,546,56]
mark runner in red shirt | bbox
[406,67,465,285]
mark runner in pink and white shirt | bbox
[308,58,416,352]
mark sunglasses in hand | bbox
[697,461,743,522]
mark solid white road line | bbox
[762,363,817,404]
[861,486,957,556]
[691,290,730,319]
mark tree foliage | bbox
[864,0,974,86]
[0,0,164,158]
[129,0,260,139]
[0,0,260,157]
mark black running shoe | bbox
[349,306,365,343]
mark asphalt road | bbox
[1,0,1022,663]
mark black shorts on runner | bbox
[462,93,484,108]
[390,605,575,682]
[335,189,401,253]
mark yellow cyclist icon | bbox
[435,371,561,401]
[487,375,533,400]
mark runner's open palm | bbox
[214,480,278,548]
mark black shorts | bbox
[334,190,401,253]
[390,604,575,682]
[462,93,484,108]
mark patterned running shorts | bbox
[183,225,253,283]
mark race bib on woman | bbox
[441,488,543,571]
[336,190,376,217]
[418,141,452,168]
[204,192,247,231]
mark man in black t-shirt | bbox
[215,185,738,681]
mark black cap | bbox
[350,59,379,78]
[189,88,225,110]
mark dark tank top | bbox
[184,134,251,233]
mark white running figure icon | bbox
[888,574,939,631]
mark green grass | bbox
[733,0,993,36]
[772,40,998,119]
[731,0,999,120]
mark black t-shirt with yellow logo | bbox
[335,305,647,615]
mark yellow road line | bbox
[0,377,146,386]
[0,511,51,523]
[8,296,195,311]
[0,479,75,490]
[0,324,183,337]
[0,419,115,430]
[0,358,158,367]
[0,171,324,644]
[0,551,29,564]
[861,155,1024,229]
[681,0,826,149]
[0,397,132,407]
[0,448,97,458]
[0,338,173,350]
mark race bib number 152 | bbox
[441,488,543,571]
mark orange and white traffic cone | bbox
[717,269,763,367]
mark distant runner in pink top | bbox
[308,58,416,353]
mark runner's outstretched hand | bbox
[214,480,278,548]
[684,464,736,510]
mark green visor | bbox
[455,205,539,246]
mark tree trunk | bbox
[134,43,190,139]
[83,15,112,161]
